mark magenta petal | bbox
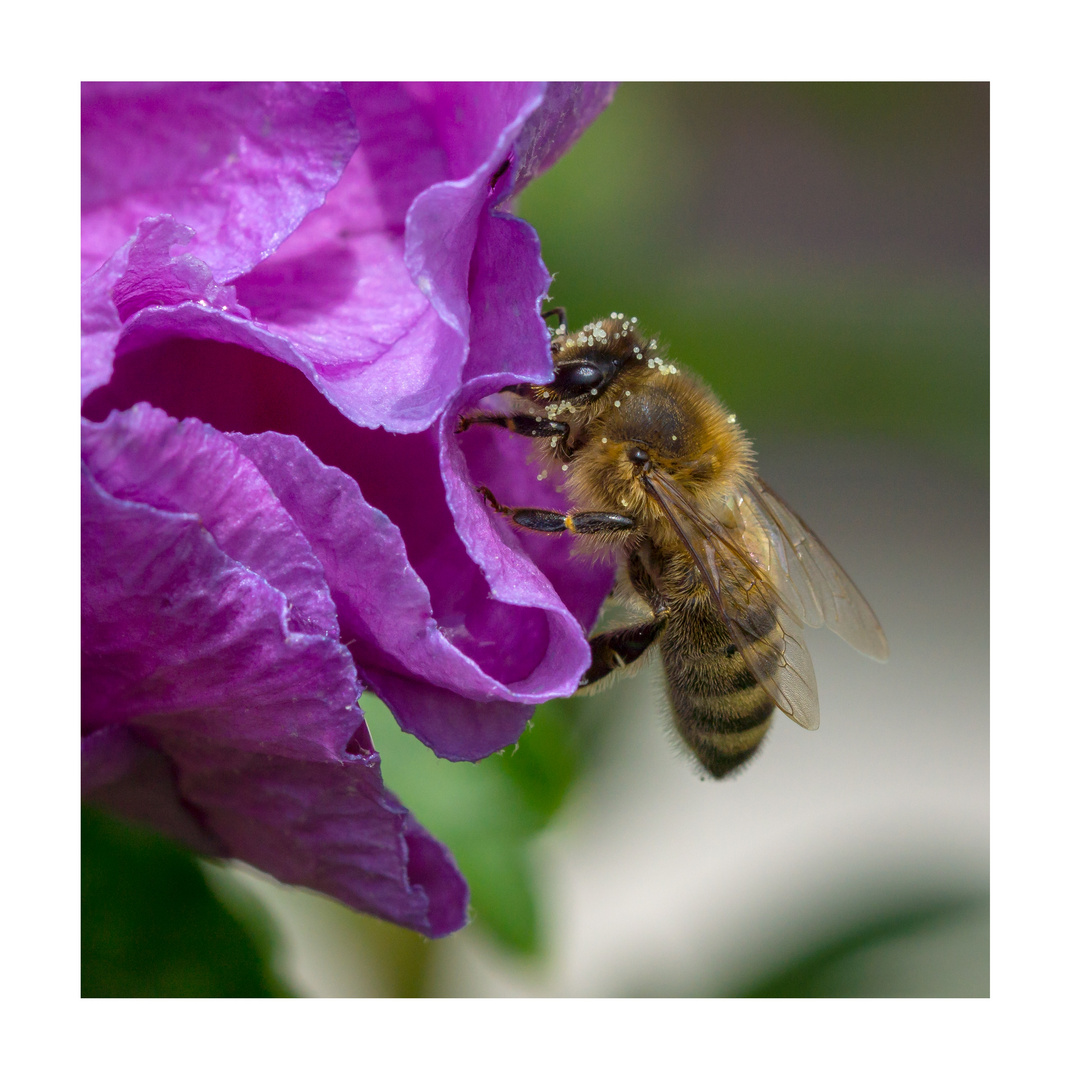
[227,429,593,759]
[81,247,128,400]
[83,405,338,640]
[81,82,359,281]
[512,82,618,190]
[82,457,357,760]
[230,86,466,433]
[363,668,536,763]
[159,736,467,937]
[396,816,470,937]
[81,83,618,935]
[403,83,545,333]
[82,725,226,856]
[110,216,247,321]
[463,209,553,384]
[82,216,251,401]
[82,408,467,933]
[230,83,551,433]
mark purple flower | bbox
[81,82,616,937]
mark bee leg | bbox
[476,487,635,536]
[580,618,667,689]
[578,547,670,688]
[626,548,670,619]
[455,413,570,440]
[542,306,567,330]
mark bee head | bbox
[501,349,622,404]
[501,316,647,406]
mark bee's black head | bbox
[503,316,649,402]
[547,349,623,399]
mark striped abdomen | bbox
[659,598,777,779]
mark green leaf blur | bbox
[362,695,585,955]
[81,806,289,997]
[733,894,990,997]
[516,83,987,470]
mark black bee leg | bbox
[456,413,570,440]
[476,487,635,536]
[542,306,567,330]
[577,547,670,688]
[580,618,667,689]
[626,548,670,619]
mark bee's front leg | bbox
[455,413,569,441]
[477,486,635,537]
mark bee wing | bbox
[643,470,822,730]
[744,478,889,661]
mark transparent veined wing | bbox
[642,469,822,730]
[743,478,889,661]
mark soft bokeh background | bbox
[83,82,988,997]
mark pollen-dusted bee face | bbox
[535,316,752,496]
[504,320,632,410]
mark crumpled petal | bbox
[159,735,468,938]
[83,329,613,761]
[227,83,549,432]
[82,724,225,856]
[228,428,599,759]
[81,82,359,282]
[82,216,253,400]
[82,407,467,934]
[81,247,128,401]
[82,410,354,757]
[511,82,618,191]
[81,82,618,934]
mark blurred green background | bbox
[83,83,988,998]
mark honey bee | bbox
[457,314,888,778]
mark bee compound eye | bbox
[556,363,603,392]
